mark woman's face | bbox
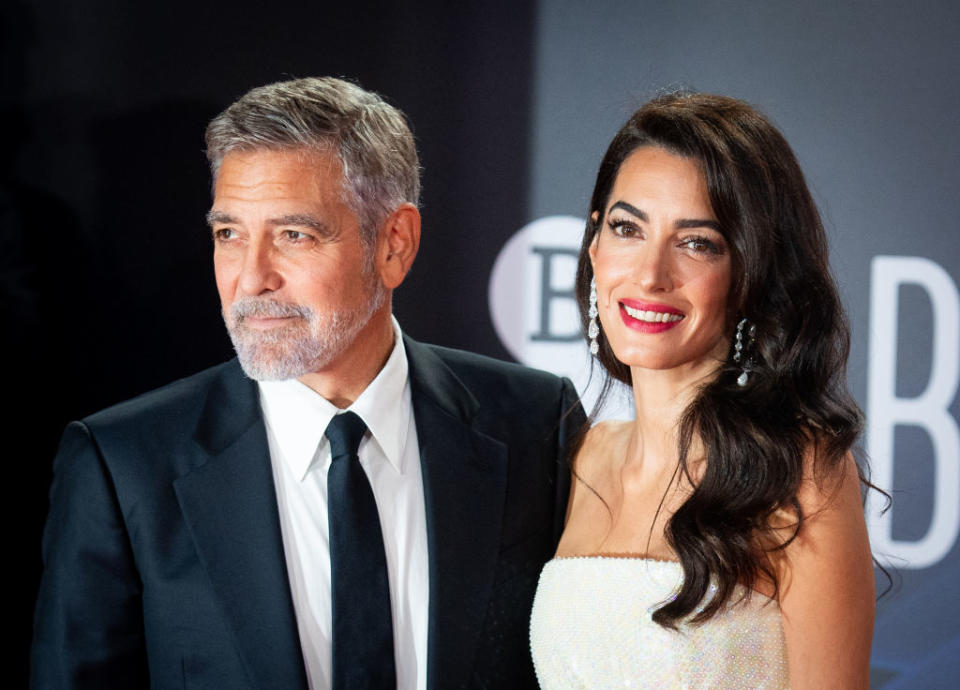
[590,146,732,375]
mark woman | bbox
[529,93,875,689]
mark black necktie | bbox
[325,412,397,689]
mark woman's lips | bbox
[618,300,685,333]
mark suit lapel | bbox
[173,362,308,690]
[405,338,509,690]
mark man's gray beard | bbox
[224,286,386,381]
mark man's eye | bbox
[284,230,310,241]
[213,228,235,241]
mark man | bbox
[31,77,583,689]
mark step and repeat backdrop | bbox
[5,0,956,686]
[489,2,959,686]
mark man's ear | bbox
[376,203,421,289]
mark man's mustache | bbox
[230,297,312,321]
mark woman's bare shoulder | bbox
[770,445,874,688]
[765,438,862,528]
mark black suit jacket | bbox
[31,337,584,689]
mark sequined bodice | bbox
[530,557,789,689]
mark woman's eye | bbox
[680,236,721,254]
[608,219,639,238]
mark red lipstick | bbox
[618,300,685,333]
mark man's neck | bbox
[296,308,396,408]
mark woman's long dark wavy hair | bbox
[576,92,866,627]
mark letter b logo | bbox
[489,216,632,420]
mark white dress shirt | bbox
[259,320,428,690]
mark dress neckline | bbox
[552,553,680,565]
[546,555,779,602]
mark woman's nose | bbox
[635,242,674,292]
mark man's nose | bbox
[237,240,282,296]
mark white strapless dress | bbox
[530,557,789,689]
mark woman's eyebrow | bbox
[608,201,720,232]
[675,218,721,232]
[608,200,647,221]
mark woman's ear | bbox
[588,211,600,267]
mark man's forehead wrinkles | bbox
[212,181,339,211]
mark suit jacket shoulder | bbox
[75,360,258,487]
[84,359,253,445]
[32,359,307,690]
[405,338,582,438]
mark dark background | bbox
[7,1,959,686]
[4,1,536,682]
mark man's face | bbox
[209,148,386,381]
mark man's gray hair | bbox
[205,77,421,245]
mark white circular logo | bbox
[489,215,632,419]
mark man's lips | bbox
[230,297,310,330]
[618,300,684,333]
[239,315,300,330]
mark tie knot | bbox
[325,411,368,460]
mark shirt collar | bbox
[348,318,411,475]
[257,317,410,481]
